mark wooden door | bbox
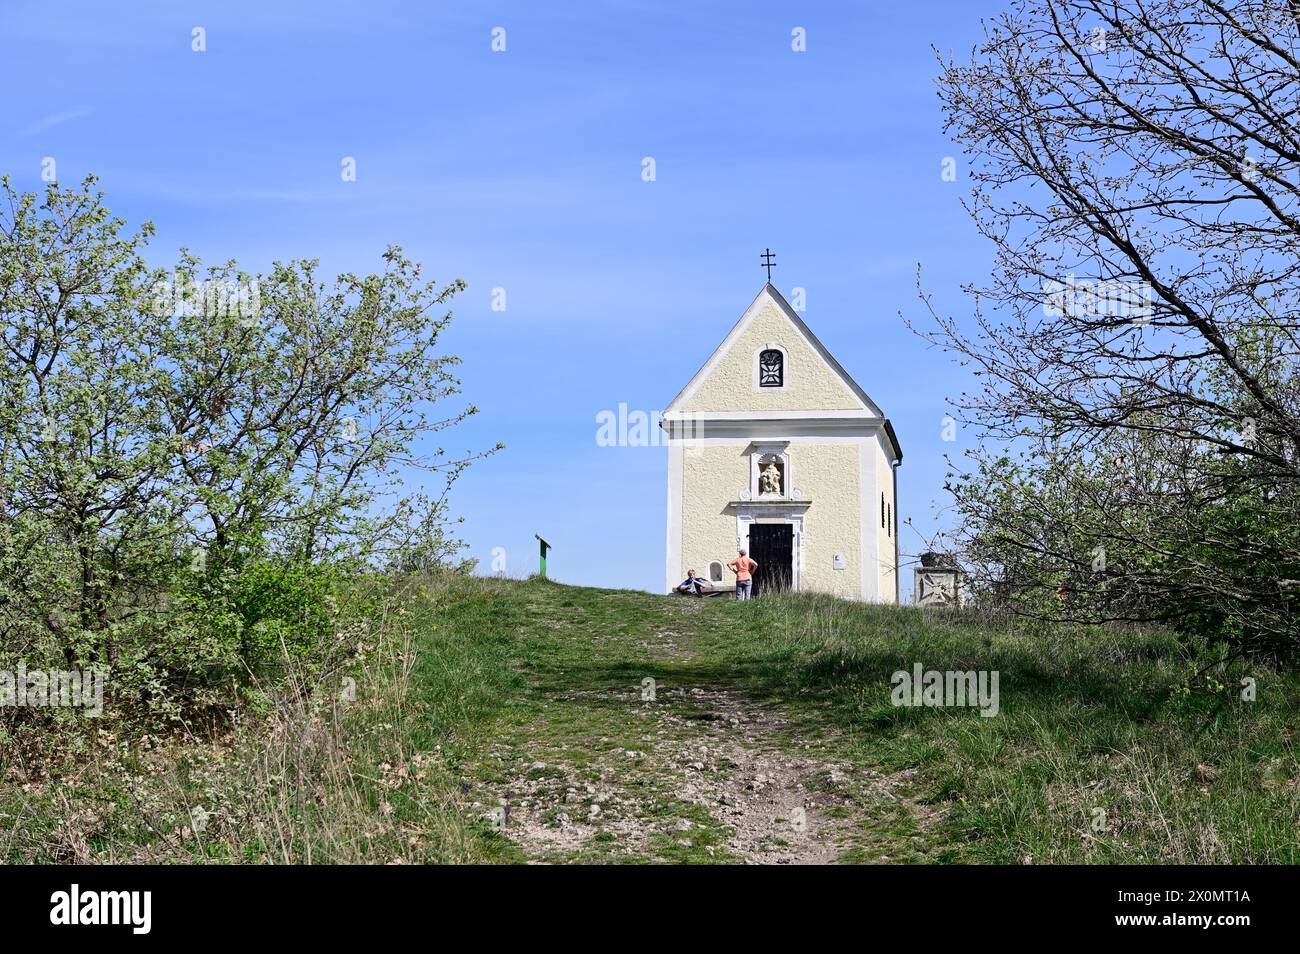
[748,523,793,596]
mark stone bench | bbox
[671,586,733,599]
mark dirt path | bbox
[662,686,858,864]
[463,596,937,864]
[477,678,926,864]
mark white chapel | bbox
[661,282,902,602]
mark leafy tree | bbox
[0,175,496,701]
[921,0,1300,660]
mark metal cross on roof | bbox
[760,248,776,282]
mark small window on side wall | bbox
[758,349,783,387]
[709,561,724,582]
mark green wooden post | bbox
[535,534,552,578]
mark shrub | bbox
[231,560,341,675]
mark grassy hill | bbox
[5,575,1298,863]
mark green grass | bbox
[427,577,1300,863]
[3,574,1297,863]
[731,591,1300,863]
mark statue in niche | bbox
[759,459,783,496]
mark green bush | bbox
[231,560,341,675]
[102,559,350,720]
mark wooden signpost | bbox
[535,534,552,578]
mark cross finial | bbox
[760,248,776,283]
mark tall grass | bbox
[0,573,515,864]
[712,591,1300,863]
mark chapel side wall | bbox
[874,434,898,604]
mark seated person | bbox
[675,569,708,596]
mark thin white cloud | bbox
[17,108,92,138]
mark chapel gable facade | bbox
[662,283,901,601]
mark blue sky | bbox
[1,0,999,593]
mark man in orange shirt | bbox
[727,549,758,600]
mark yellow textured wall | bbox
[680,441,862,599]
[874,439,897,600]
[680,445,744,584]
[677,298,863,412]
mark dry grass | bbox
[0,573,513,864]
